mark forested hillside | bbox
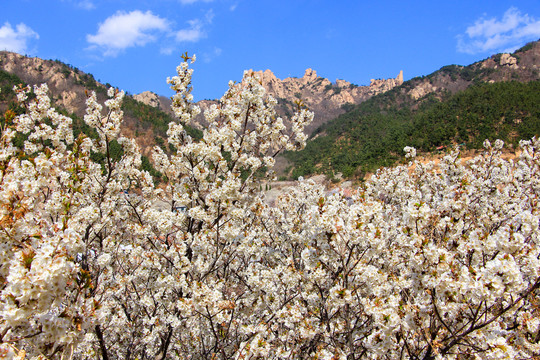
[0,67,201,182]
[0,51,202,153]
[284,41,540,179]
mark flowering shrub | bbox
[0,56,539,359]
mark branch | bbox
[159,325,174,360]
[95,325,109,360]
[440,276,540,356]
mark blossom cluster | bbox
[0,57,538,360]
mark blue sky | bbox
[1,0,540,101]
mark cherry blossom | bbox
[1,56,538,360]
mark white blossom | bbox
[1,56,539,360]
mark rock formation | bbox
[409,82,438,100]
[369,70,404,93]
[245,68,404,134]
[499,53,518,69]
[133,91,160,108]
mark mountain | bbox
[0,49,403,164]
[238,68,403,135]
[2,39,539,182]
[133,68,404,136]
[0,51,201,161]
[284,40,540,179]
[0,51,108,117]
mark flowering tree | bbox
[0,55,313,359]
[256,141,540,359]
[0,55,539,359]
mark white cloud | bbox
[202,47,222,63]
[160,46,175,55]
[205,9,215,23]
[77,0,96,10]
[176,24,205,42]
[175,10,213,43]
[87,10,169,56]
[458,7,540,54]
[60,0,95,10]
[179,0,213,5]
[0,22,39,54]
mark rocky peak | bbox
[303,68,317,83]
[243,67,404,134]
[335,79,351,88]
[397,70,404,83]
[133,91,160,108]
[250,69,277,83]
[406,42,540,101]
[369,70,404,93]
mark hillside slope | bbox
[284,40,540,179]
[134,69,404,136]
[0,51,201,159]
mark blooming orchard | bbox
[0,56,539,359]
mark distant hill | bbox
[3,40,540,182]
[283,40,540,180]
[0,50,402,157]
[0,51,201,159]
[230,68,403,135]
[0,51,204,182]
[133,68,404,136]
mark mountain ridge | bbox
[132,67,404,135]
[0,49,405,140]
[0,51,202,160]
[2,40,539,181]
[284,39,540,179]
